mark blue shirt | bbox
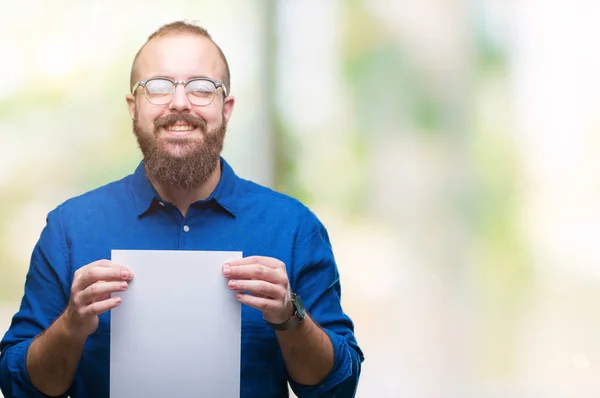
[0,158,363,398]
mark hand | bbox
[63,260,133,337]
[222,256,293,324]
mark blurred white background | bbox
[2,0,600,396]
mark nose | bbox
[168,83,191,112]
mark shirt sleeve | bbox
[0,207,71,398]
[287,212,364,398]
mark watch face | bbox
[293,294,306,318]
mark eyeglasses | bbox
[131,77,228,106]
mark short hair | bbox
[129,20,231,94]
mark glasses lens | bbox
[186,79,217,106]
[144,79,175,104]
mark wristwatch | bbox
[266,293,306,331]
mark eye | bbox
[144,79,175,95]
[186,80,216,98]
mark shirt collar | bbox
[131,161,159,216]
[207,157,238,217]
[130,157,239,218]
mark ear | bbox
[125,93,137,120]
[222,95,235,123]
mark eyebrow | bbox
[148,75,213,81]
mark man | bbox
[0,21,363,398]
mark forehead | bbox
[136,34,223,81]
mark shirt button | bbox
[158,202,165,207]
[183,225,190,232]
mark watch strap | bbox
[266,293,305,331]
[266,313,303,331]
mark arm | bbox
[274,314,334,385]
[223,215,364,397]
[26,261,130,397]
[0,209,72,398]
[224,255,335,386]
[25,314,87,396]
[0,209,132,398]
[286,217,364,397]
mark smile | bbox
[167,125,195,132]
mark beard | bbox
[133,112,227,190]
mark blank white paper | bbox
[110,250,242,398]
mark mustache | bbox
[154,113,207,130]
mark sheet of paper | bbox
[110,250,242,398]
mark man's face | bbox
[126,34,234,189]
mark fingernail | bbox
[228,281,236,289]
[236,293,243,301]
[121,281,128,290]
[223,264,230,276]
[122,270,132,280]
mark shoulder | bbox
[235,177,325,237]
[238,177,313,213]
[58,174,133,212]
[47,173,134,226]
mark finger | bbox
[74,266,133,293]
[84,296,123,317]
[73,260,123,280]
[228,279,286,299]
[92,280,114,302]
[92,259,123,268]
[225,256,284,269]
[223,264,285,284]
[236,292,281,312]
[76,281,129,306]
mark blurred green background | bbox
[2,0,600,396]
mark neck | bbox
[150,160,222,217]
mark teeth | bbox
[167,125,194,132]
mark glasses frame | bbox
[131,76,228,106]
